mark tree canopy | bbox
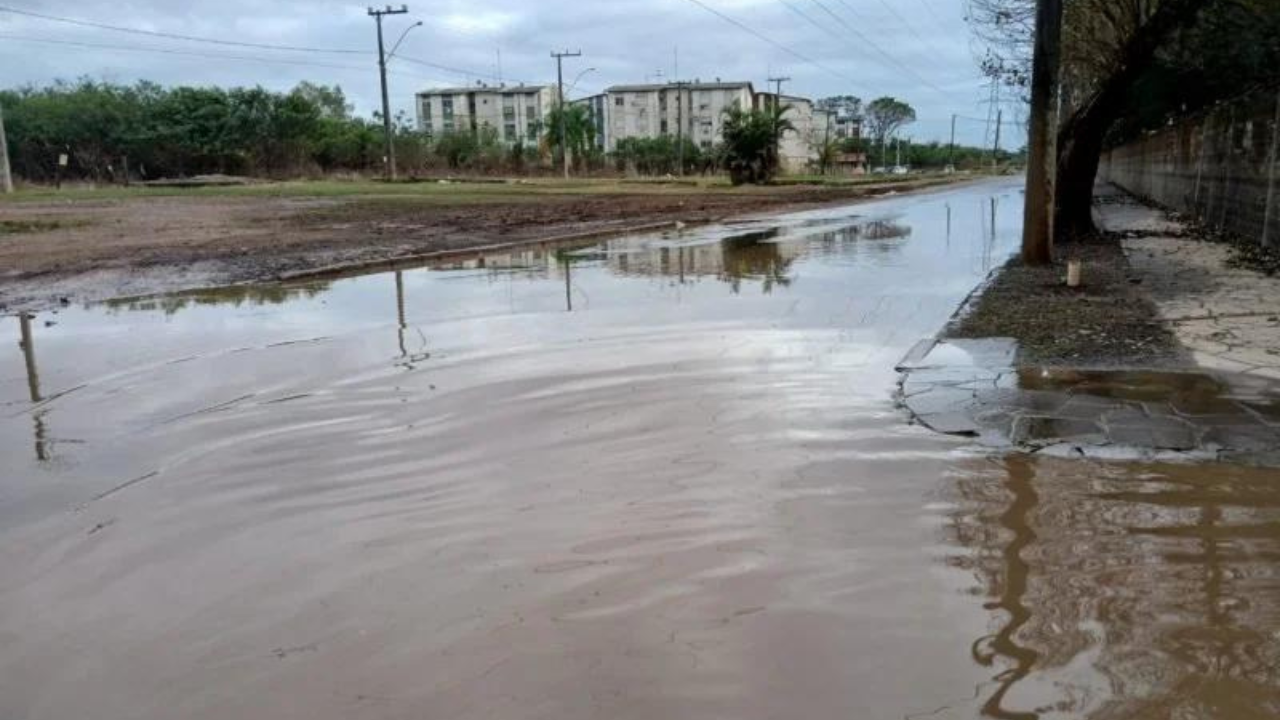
[862,97,917,150]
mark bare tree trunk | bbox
[1053,0,1210,240]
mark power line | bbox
[869,0,931,47]
[0,5,367,55]
[808,0,967,101]
[680,0,862,89]
[395,54,536,86]
[0,35,443,82]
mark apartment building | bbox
[584,81,756,152]
[416,84,556,146]
[575,81,826,172]
[755,93,829,173]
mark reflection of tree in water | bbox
[944,456,1280,718]
[718,230,794,294]
[606,227,797,294]
[103,283,331,316]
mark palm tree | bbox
[544,105,597,168]
[721,103,795,185]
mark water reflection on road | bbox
[4,179,1278,719]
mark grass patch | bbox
[0,218,92,234]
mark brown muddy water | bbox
[3,179,1280,719]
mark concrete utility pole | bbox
[1021,0,1064,265]
[948,113,957,171]
[0,101,12,194]
[821,107,834,175]
[673,81,692,175]
[369,4,408,181]
[767,76,790,168]
[552,49,583,179]
[992,109,1003,171]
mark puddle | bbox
[900,338,1280,463]
[5,179,1280,719]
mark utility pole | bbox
[0,100,12,194]
[767,76,790,170]
[948,113,957,172]
[552,49,582,179]
[991,109,1003,172]
[674,81,690,176]
[821,107,834,175]
[1021,0,1063,265]
[369,4,409,181]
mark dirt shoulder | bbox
[945,190,1186,368]
[0,175,970,312]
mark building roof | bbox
[605,81,754,93]
[417,84,550,96]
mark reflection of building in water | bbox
[604,229,801,293]
[945,456,1280,718]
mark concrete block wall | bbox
[1101,85,1280,248]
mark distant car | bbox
[891,165,909,175]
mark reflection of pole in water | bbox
[562,255,573,312]
[946,203,952,248]
[19,314,49,461]
[19,313,41,402]
[395,271,407,358]
[990,196,998,242]
[973,455,1041,720]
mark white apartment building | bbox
[416,84,556,146]
[590,81,756,152]
[576,81,826,172]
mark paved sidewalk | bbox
[895,189,1280,463]
[1100,192,1280,381]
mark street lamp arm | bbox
[388,21,423,60]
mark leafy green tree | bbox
[863,97,917,166]
[544,104,596,168]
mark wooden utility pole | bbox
[552,49,583,179]
[369,4,409,181]
[1021,0,1064,265]
[0,101,12,194]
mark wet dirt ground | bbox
[4,178,1280,719]
[0,177,959,312]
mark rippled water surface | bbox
[4,179,1280,719]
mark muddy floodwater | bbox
[4,179,1280,719]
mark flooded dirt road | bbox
[4,179,1280,719]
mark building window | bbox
[421,101,432,121]
[615,96,625,106]
[504,123,517,140]
[442,96,454,117]
[527,122,538,141]
[661,119,668,134]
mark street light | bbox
[566,67,598,98]
[388,20,423,61]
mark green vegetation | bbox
[0,218,91,234]
[862,98,917,166]
[612,136,711,176]
[721,104,794,185]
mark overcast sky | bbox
[0,0,1023,146]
